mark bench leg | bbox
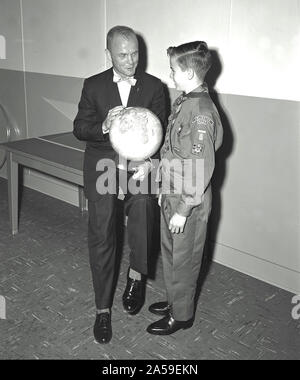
[7,152,19,235]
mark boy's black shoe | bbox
[146,314,193,335]
[93,312,112,344]
[122,270,145,315]
[148,301,170,316]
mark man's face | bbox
[107,34,139,78]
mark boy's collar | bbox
[184,82,208,98]
[174,83,208,107]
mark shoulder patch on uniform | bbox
[192,115,214,127]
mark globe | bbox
[109,107,163,161]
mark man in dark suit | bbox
[73,26,166,344]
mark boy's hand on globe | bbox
[132,161,152,181]
[169,213,187,234]
[158,193,162,207]
[102,106,124,134]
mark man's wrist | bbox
[102,119,111,134]
[102,122,109,134]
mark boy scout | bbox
[147,41,223,335]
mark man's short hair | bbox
[106,26,137,51]
[167,41,212,79]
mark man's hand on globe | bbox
[102,106,125,134]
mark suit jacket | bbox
[73,67,167,200]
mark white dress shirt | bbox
[102,70,133,135]
[115,71,132,107]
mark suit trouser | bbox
[161,194,210,321]
[88,170,155,309]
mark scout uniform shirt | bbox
[159,83,223,217]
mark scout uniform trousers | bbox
[160,192,211,321]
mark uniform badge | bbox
[197,129,206,141]
[192,143,204,155]
[193,115,214,127]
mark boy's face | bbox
[107,34,139,78]
[169,56,189,92]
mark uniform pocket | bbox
[174,123,192,158]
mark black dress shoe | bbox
[149,301,170,316]
[93,312,112,344]
[146,314,193,335]
[122,273,145,315]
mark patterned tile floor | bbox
[0,177,299,360]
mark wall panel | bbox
[228,0,300,101]
[0,0,23,71]
[106,0,231,89]
[22,0,106,78]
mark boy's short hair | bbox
[167,41,212,79]
[106,26,137,51]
